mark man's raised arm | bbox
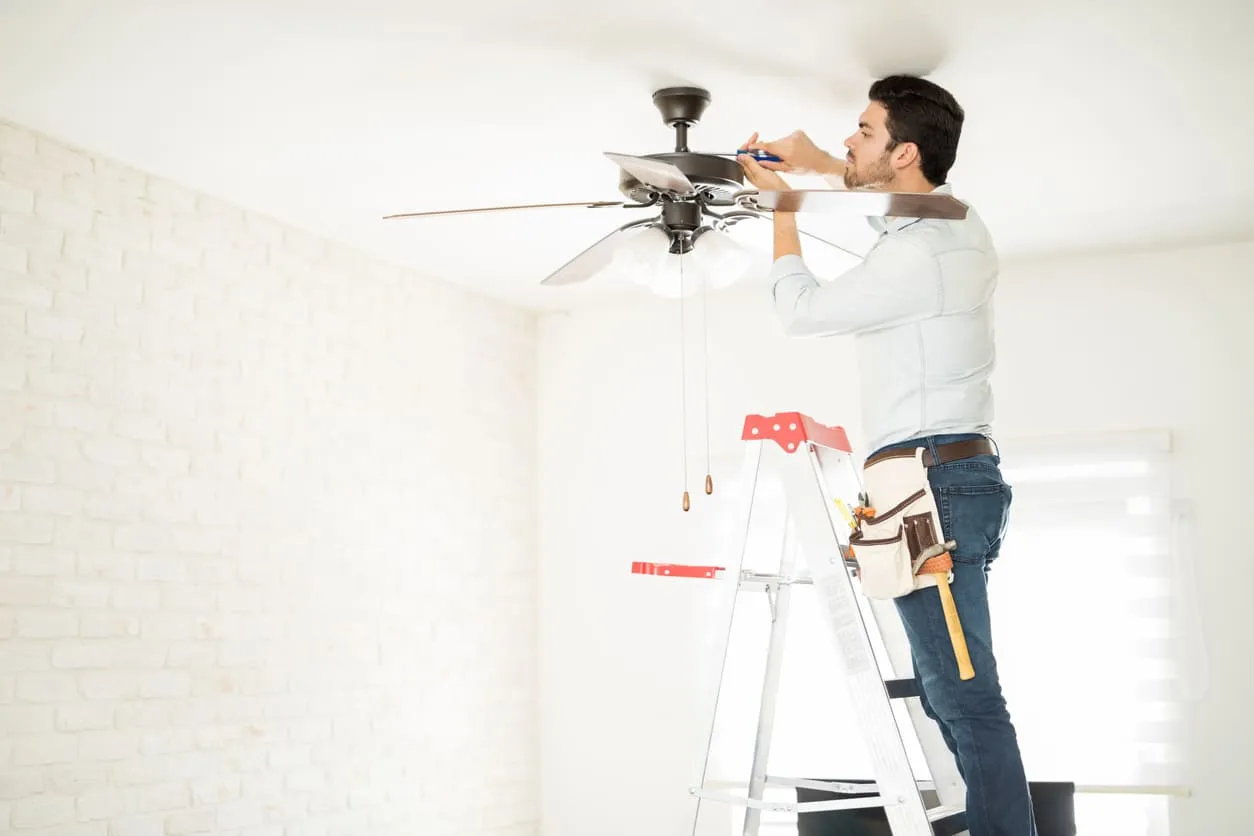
[768,233,941,338]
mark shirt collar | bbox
[867,182,955,235]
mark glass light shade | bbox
[609,226,758,299]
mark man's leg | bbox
[912,655,963,781]
[891,446,1037,836]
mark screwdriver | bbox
[722,149,783,163]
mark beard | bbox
[843,149,895,191]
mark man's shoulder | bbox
[894,195,995,258]
[876,193,998,295]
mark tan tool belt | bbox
[848,447,957,600]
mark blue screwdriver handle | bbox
[733,149,783,163]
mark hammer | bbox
[914,541,974,681]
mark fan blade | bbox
[540,221,658,287]
[755,189,969,220]
[604,152,695,196]
[382,200,623,220]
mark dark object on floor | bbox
[794,780,1076,836]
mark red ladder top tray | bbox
[741,411,852,454]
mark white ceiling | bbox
[2,0,1252,310]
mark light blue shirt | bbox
[768,183,998,455]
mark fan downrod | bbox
[652,86,711,153]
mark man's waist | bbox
[856,381,994,456]
[864,434,996,469]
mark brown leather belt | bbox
[864,437,996,469]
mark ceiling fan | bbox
[381,85,969,293]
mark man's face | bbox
[842,101,897,190]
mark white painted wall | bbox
[537,239,1254,835]
[0,121,539,836]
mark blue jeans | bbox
[869,433,1038,836]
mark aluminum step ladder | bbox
[632,411,970,836]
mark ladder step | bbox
[698,777,965,829]
[884,677,921,699]
[688,786,887,814]
[927,804,968,835]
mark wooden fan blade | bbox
[604,152,695,196]
[756,189,969,220]
[382,200,623,220]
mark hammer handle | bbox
[934,573,975,681]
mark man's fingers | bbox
[758,159,792,172]
[744,138,795,172]
[737,153,764,183]
[738,154,788,191]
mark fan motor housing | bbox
[617,153,746,203]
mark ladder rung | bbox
[885,677,921,699]
[764,777,878,795]
[739,570,814,587]
[704,777,938,793]
[689,786,886,814]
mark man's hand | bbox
[736,137,790,193]
[740,130,844,176]
[737,136,802,260]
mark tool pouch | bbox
[848,448,947,600]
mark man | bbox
[737,75,1038,836]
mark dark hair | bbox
[867,74,964,186]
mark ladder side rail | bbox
[772,440,936,836]
[741,506,798,836]
[810,444,969,809]
[864,595,968,808]
[690,443,766,836]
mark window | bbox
[690,430,1198,835]
[989,429,1197,834]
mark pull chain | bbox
[679,249,690,512]
[701,249,713,497]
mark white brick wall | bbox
[0,119,539,836]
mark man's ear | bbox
[891,141,919,171]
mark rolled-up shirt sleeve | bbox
[768,235,942,337]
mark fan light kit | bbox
[383,85,969,509]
